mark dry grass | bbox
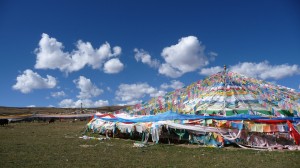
[1,121,300,168]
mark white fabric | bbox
[158,121,227,134]
[116,123,134,133]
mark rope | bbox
[215,120,244,141]
[235,142,268,151]
[227,75,254,113]
[201,72,227,114]
[216,127,242,141]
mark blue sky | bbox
[0,0,299,108]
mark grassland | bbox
[1,121,300,168]
[0,106,127,115]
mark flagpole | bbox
[223,65,227,116]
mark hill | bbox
[0,106,128,116]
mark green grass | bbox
[1,122,300,168]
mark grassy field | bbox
[1,121,300,168]
[0,106,127,115]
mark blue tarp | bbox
[94,111,300,123]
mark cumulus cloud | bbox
[51,91,66,98]
[199,61,300,80]
[74,76,103,99]
[27,105,36,107]
[58,99,73,107]
[126,100,143,106]
[230,61,300,80]
[115,83,165,103]
[160,80,185,90]
[150,90,167,98]
[94,100,110,107]
[59,99,109,108]
[158,63,184,78]
[158,36,210,78]
[134,48,160,68]
[112,46,122,57]
[12,69,57,93]
[103,58,124,74]
[35,33,123,74]
[115,80,185,104]
[199,66,223,76]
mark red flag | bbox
[287,121,300,145]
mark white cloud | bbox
[35,33,123,74]
[116,83,163,102]
[158,63,184,78]
[34,34,70,71]
[134,48,160,68]
[59,99,109,108]
[114,81,186,104]
[149,90,167,97]
[112,46,122,56]
[158,36,210,78]
[94,100,109,107]
[126,100,143,106]
[230,61,300,80]
[103,58,124,74]
[199,61,300,80]
[12,69,57,93]
[208,51,218,61]
[199,66,223,76]
[74,76,103,99]
[59,99,74,107]
[51,91,66,98]
[27,105,36,107]
[160,80,185,90]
